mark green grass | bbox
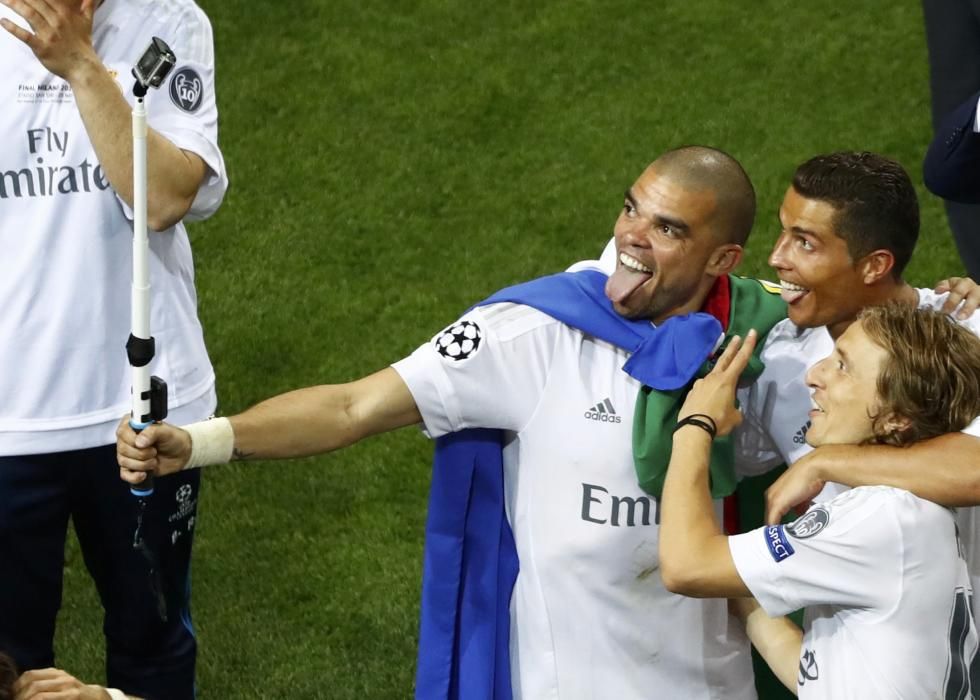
[54,0,964,698]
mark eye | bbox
[658,223,678,238]
[836,359,845,371]
[624,200,636,217]
[796,236,814,251]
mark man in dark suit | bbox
[924,90,980,206]
[922,0,980,279]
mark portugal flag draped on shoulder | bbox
[414,270,785,700]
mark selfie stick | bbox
[127,38,176,497]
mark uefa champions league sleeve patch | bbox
[786,506,830,539]
[169,67,204,113]
[765,525,796,563]
[433,320,483,362]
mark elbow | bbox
[147,192,196,232]
[660,553,708,598]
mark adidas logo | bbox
[792,421,811,445]
[584,398,622,423]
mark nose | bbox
[768,232,791,270]
[805,357,827,389]
[614,214,647,249]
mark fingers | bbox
[116,414,158,476]
[713,329,758,375]
[939,276,979,320]
[1,0,57,32]
[13,668,80,700]
[0,15,34,44]
[763,493,790,526]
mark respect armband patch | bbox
[765,525,796,563]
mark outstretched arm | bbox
[117,367,422,482]
[764,431,980,524]
[728,598,801,695]
[659,332,756,598]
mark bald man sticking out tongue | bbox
[118,146,787,700]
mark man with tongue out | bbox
[116,146,786,700]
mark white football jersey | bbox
[393,302,756,700]
[0,0,227,454]
[730,485,980,698]
[736,288,980,618]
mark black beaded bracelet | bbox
[673,413,718,439]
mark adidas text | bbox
[584,411,622,423]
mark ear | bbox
[708,244,743,276]
[857,249,896,285]
[879,412,913,440]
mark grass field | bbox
[54,0,965,697]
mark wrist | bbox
[183,417,235,469]
[673,413,718,440]
[64,52,108,88]
[807,444,848,483]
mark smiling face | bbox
[605,165,738,323]
[804,319,888,446]
[768,187,873,338]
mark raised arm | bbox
[117,367,422,482]
[764,431,980,524]
[659,332,756,598]
[0,0,209,230]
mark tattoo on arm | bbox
[231,447,254,461]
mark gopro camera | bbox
[132,37,176,92]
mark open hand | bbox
[0,0,98,81]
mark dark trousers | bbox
[0,444,200,700]
[923,0,980,279]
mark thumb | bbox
[133,423,162,449]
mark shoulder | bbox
[114,0,214,50]
[810,485,947,536]
[760,318,828,360]
[470,302,564,341]
[916,288,980,337]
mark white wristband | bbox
[105,689,128,700]
[183,417,235,469]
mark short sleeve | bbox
[391,303,559,438]
[146,6,227,220]
[728,488,902,616]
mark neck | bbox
[651,275,723,326]
[826,279,918,340]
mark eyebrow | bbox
[625,190,690,232]
[776,211,819,238]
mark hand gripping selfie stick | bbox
[127,38,176,498]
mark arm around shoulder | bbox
[798,432,980,508]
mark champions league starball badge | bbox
[434,320,483,361]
